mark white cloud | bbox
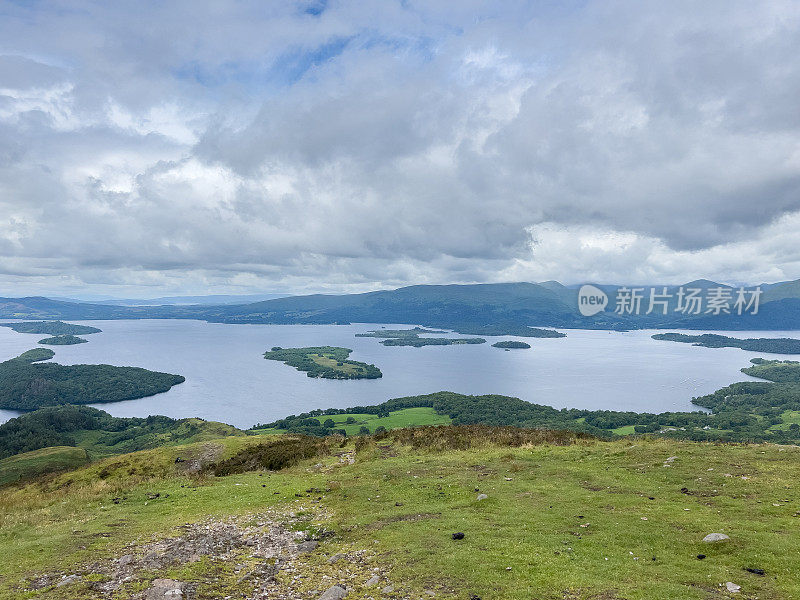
[0,1,799,297]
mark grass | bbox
[310,352,363,375]
[1,429,799,599]
[770,410,800,431]
[66,418,245,460]
[254,407,452,436]
[0,446,89,486]
[611,425,636,435]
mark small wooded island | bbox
[1,320,102,336]
[38,334,89,345]
[491,340,531,349]
[652,333,800,354]
[356,327,485,347]
[0,349,185,410]
[264,346,382,379]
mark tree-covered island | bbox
[37,335,89,345]
[0,350,185,410]
[652,332,800,354]
[491,340,531,349]
[1,320,102,335]
[263,346,382,379]
[356,327,485,347]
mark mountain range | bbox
[1,279,799,332]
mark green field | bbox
[255,407,452,436]
[0,429,798,599]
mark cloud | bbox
[0,1,799,297]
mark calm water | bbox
[1,320,798,429]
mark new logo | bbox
[578,284,608,316]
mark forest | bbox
[1,320,102,335]
[263,346,382,379]
[0,350,185,410]
[652,332,800,353]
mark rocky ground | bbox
[22,507,402,600]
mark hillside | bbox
[0,428,797,599]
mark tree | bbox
[323,418,335,428]
[359,426,370,435]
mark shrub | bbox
[209,437,327,476]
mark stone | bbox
[327,553,345,564]
[702,533,730,543]
[318,584,348,600]
[297,540,319,553]
[476,494,488,501]
[726,582,741,593]
[56,575,82,587]
[145,579,186,599]
[365,576,380,586]
[117,554,134,568]
[382,585,395,593]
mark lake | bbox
[1,320,798,429]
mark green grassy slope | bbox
[0,428,797,599]
[0,446,89,486]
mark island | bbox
[1,320,102,335]
[652,333,800,354]
[263,346,382,379]
[38,335,89,345]
[0,349,185,410]
[452,324,565,338]
[355,327,448,337]
[491,340,531,349]
[356,328,485,347]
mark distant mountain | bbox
[89,293,288,306]
[1,279,798,330]
[763,279,800,303]
[48,293,287,306]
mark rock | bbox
[327,553,345,564]
[145,579,186,599]
[382,585,395,593]
[664,456,677,463]
[117,554,134,569]
[726,581,741,593]
[702,533,730,543]
[476,494,488,501]
[56,575,82,587]
[452,532,465,540]
[318,584,348,600]
[297,540,319,553]
[365,576,380,586]
[744,567,765,576]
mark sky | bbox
[1,0,799,299]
